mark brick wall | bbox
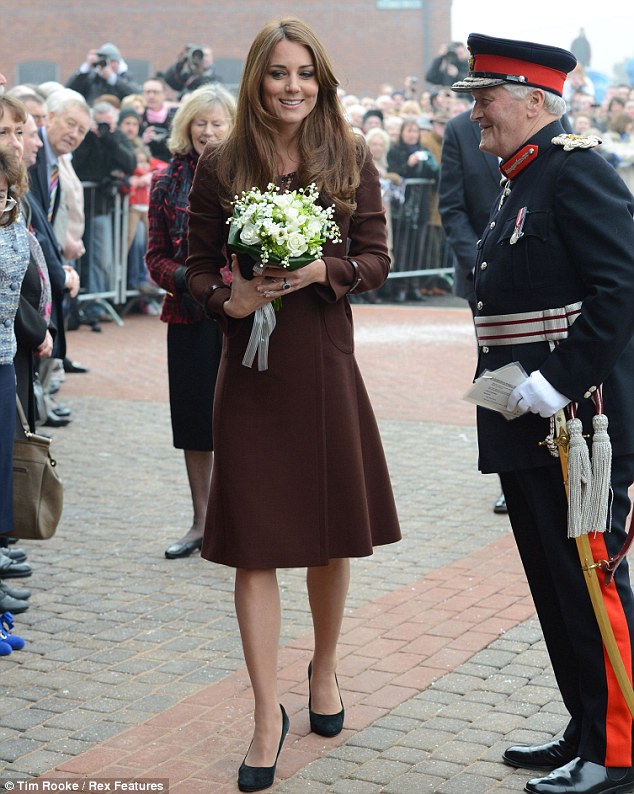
[3,0,451,98]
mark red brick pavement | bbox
[61,305,478,425]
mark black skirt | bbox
[167,319,222,450]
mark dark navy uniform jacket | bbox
[474,119,634,473]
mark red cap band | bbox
[474,54,567,94]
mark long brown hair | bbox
[213,17,364,216]
[0,150,28,227]
[0,98,29,227]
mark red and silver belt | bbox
[474,302,582,346]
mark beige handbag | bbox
[11,395,63,540]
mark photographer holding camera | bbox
[161,44,219,98]
[66,43,142,107]
[425,41,469,87]
[139,78,176,163]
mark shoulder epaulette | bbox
[551,133,602,151]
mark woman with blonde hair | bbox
[146,84,236,560]
[186,17,401,792]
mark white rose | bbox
[284,207,300,223]
[272,193,292,209]
[287,231,308,258]
[240,223,261,245]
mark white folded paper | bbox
[463,362,528,421]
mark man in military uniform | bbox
[452,34,634,794]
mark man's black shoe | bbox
[503,737,578,771]
[494,493,508,514]
[525,758,634,793]
[43,412,71,428]
[63,358,90,374]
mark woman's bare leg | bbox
[235,567,283,766]
[306,558,350,713]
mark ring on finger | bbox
[283,278,291,290]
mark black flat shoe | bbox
[42,412,71,428]
[238,704,289,792]
[0,581,31,600]
[525,757,634,793]
[63,358,90,374]
[164,537,203,559]
[0,556,32,578]
[0,547,27,562]
[504,736,578,771]
[308,660,344,737]
[0,592,29,614]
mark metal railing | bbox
[74,177,454,320]
[387,177,455,282]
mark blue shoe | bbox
[0,612,25,651]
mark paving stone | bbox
[349,758,411,784]
[301,757,360,784]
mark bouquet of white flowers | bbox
[227,182,341,276]
[226,183,342,372]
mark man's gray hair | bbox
[502,83,567,117]
[46,88,90,116]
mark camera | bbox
[95,57,108,69]
[96,121,111,137]
[415,151,429,162]
[186,44,205,70]
[150,126,169,142]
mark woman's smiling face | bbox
[261,39,319,132]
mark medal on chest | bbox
[510,206,528,244]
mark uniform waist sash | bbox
[474,302,582,346]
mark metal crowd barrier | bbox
[75,181,130,325]
[75,178,453,319]
[387,177,455,282]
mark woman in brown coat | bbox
[186,17,401,792]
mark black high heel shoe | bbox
[308,661,344,737]
[238,704,289,792]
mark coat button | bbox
[482,346,490,353]
[480,261,488,270]
[489,221,496,229]
[4,318,13,328]
[476,301,484,310]
[10,281,19,290]
[476,239,482,248]
[583,390,591,399]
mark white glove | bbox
[507,370,569,418]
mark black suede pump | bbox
[238,704,289,792]
[308,661,344,737]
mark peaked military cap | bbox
[451,33,577,96]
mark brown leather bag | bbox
[11,396,63,540]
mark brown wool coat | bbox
[186,150,402,569]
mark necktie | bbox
[48,162,59,222]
